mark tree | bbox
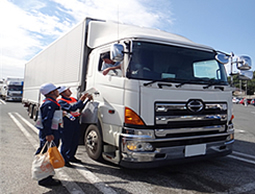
[228,71,255,95]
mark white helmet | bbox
[58,86,69,94]
[40,83,60,95]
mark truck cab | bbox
[2,78,23,102]
[82,21,237,168]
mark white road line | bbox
[15,112,39,134]
[8,112,38,148]
[234,128,245,133]
[0,99,6,104]
[74,163,117,194]
[8,112,86,194]
[232,151,255,160]
[10,112,118,194]
[227,155,255,165]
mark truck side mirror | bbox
[215,53,229,64]
[236,56,252,70]
[111,44,124,62]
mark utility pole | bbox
[246,80,248,95]
[240,80,242,95]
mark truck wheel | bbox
[28,105,33,119]
[33,107,38,121]
[84,124,103,161]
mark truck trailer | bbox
[23,18,251,168]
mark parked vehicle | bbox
[239,98,253,105]
[23,18,251,168]
[232,97,239,104]
[239,98,244,105]
[0,79,4,98]
[250,99,255,105]
[1,77,23,101]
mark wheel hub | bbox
[86,131,98,152]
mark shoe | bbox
[64,162,73,167]
[69,157,82,163]
[38,177,61,186]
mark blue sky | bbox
[1,0,254,79]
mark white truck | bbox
[0,79,4,98]
[23,17,252,168]
[1,77,24,101]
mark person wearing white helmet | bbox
[57,86,92,167]
[35,83,61,186]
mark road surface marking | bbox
[8,112,38,148]
[10,112,117,194]
[0,99,6,104]
[232,151,255,160]
[9,112,86,194]
[15,112,39,134]
[235,128,245,133]
[74,163,117,194]
[227,155,255,165]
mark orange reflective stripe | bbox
[43,98,61,107]
[57,97,80,117]
[57,97,77,104]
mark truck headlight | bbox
[126,141,154,151]
[226,133,234,141]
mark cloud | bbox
[51,0,173,30]
[0,0,72,78]
[0,0,173,79]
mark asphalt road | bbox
[0,100,255,194]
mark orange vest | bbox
[58,97,80,117]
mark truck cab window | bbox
[99,52,122,76]
[127,41,228,85]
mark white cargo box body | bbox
[23,20,87,103]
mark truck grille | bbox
[10,93,21,97]
[155,101,228,129]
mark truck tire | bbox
[84,124,103,161]
[28,105,33,119]
[33,106,38,121]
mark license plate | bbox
[185,144,206,157]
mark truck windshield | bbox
[126,41,228,85]
[8,85,23,91]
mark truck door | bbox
[92,50,125,144]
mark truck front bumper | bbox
[119,128,234,168]
[6,96,22,101]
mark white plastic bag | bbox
[31,142,55,181]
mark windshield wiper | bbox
[144,78,194,88]
[175,81,194,88]
[143,78,174,86]
[203,80,226,89]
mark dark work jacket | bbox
[40,97,61,136]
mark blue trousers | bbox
[60,117,80,162]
